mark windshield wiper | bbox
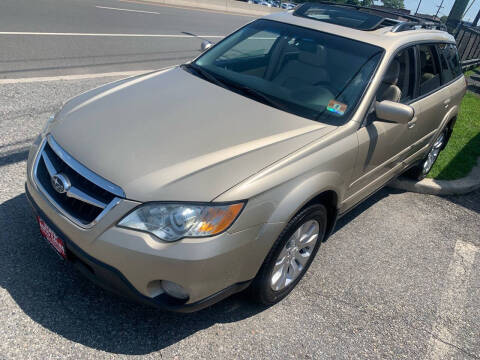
[228,83,289,113]
[182,63,230,90]
[183,64,288,113]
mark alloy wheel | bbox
[270,220,320,291]
[422,132,445,175]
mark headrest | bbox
[298,44,327,67]
[383,60,400,86]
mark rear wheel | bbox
[406,128,448,180]
[249,204,327,305]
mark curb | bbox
[389,158,480,195]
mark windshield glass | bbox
[192,19,383,124]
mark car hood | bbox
[51,67,335,202]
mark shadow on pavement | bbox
[332,187,392,235]
[0,194,266,355]
[444,189,480,214]
[0,147,29,167]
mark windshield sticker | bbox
[327,100,347,116]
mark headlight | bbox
[118,202,245,242]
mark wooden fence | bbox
[455,24,480,69]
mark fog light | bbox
[161,280,189,300]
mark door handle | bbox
[408,117,417,129]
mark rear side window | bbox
[418,45,441,96]
[437,43,462,83]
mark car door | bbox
[406,44,452,156]
[344,46,419,209]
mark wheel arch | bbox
[267,172,343,240]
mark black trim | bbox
[25,184,252,313]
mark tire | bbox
[249,204,327,306]
[406,127,449,181]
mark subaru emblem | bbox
[51,173,71,194]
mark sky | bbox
[405,0,480,21]
[377,0,480,21]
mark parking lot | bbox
[1,1,480,359]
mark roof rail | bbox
[391,21,448,33]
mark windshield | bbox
[191,19,383,124]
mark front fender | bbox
[267,171,343,224]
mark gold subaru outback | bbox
[26,3,466,312]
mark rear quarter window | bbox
[437,43,462,84]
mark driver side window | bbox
[377,47,415,104]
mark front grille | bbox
[33,136,124,226]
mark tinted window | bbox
[396,47,416,103]
[377,47,416,104]
[437,43,462,83]
[194,19,383,124]
[418,45,441,96]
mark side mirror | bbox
[201,40,213,52]
[375,100,414,124]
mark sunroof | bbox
[293,3,386,31]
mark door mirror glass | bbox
[375,100,414,124]
[201,40,213,52]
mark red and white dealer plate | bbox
[37,216,67,259]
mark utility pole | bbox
[474,8,480,26]
[435,0,445,18]
[415,0,423,15]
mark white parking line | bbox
[424,240,478,360]
[95,5,161,14]
[0,70,152,84]
[0,31,223,38]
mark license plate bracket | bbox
[37,216,67,259]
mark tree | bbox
[440,15,448,23]
[361,0,375,6]
[381,0,405,9]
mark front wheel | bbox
[406,128,448,180]
[249,204,327,306]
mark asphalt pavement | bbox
[1,1,480,359]
[0,0,254,78]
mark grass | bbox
[428,91,480,180]
[464,66,479,78]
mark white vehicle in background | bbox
[282,2,296,10]
[248,0,273,6]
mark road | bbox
[0,0,254,78]
[1,1,480,359]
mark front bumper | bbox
[25,138,285,311]
[27,186,251,312]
